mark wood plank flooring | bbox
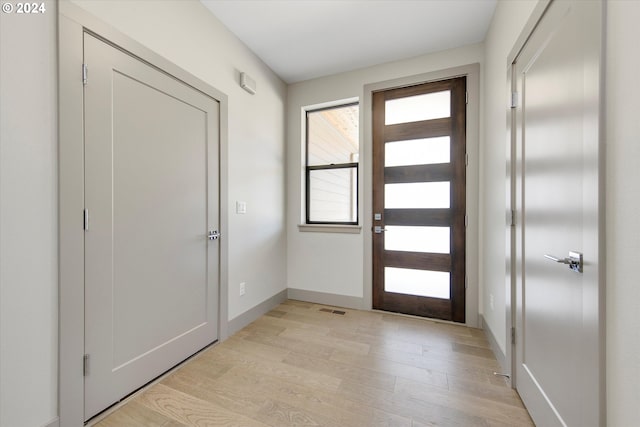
[94,300,534,427]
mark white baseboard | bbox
[480,315,509,376]
[227,290,287,335]
[287,288,364,310]
[41,417,59,427]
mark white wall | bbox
[606,2,640,424]
[480,0,537,355]
[287,44,483,306]
[0,1,58,426]
[69,0,288,321]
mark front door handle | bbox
[373,226,388,234]
[208,230,220,240]
[544,251,583,273]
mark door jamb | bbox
[505,0,552,387]
[58,3,229,424]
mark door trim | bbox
[504,0,556,388]
[362,63,480,327]
[58,3,229,424]
[506,0,606,424]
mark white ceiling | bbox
[200,0,497,83]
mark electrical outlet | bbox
[490,293,494,311]
[239,282,246,296]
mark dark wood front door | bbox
[372,77,466,322]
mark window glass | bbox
[307,105,359,166]
[306,103,359,224]
[308,168,357,223]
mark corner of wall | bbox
[480,315,508,375]
[287,288,365,311]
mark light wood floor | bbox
[94,300,534,426]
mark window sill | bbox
[297,224,362,234]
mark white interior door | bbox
[83,33,220,419]
[513,1,603,426]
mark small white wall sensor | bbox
[240,72,256,95]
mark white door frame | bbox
[58,3,229,424]
[507,0,559,383]
[505,0,606,423]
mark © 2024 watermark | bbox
[2,2,47,14]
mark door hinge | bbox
[465,215,468,228]
[465,276,468,289]
[510,91,518,108]
[511,327,516,345]
[82,64,88,85]
[83,208,89,231]
[510,209,516,227]
[465,91,469,104]
[465,153,469,166]
[83,354,89,376]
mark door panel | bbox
[513,1,603,425]
[384,267,450,299]
[384,226,450,254]
[373,78,466,322]
[384,90,450,124]
[84,34,219,419]
[385,136,451,167]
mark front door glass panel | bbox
[384,226,450,254]
[384,267,450,299]
[385,90,451,125]
[384,182,450,209]
[385,136,451,167]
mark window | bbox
[306,102,359,224]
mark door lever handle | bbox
[373,226,388,234]
[544,251,583,273]
[544,254,568,263]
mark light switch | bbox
[236,201,247,214]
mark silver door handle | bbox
[373,226,388,234]
[208,230,220,240]
[544,251,583,273]
[544,254,569,263]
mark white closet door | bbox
[83,33,219,420]
[513,1,603,425]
